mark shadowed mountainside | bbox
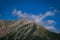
[0,19,60,40]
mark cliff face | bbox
[0,19,60,40]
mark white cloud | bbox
[45,20,56,26]
[41,20,59,33]
[12,9,56,22]
[13,9,30,18]
[45,11,53,16]
[46,26,55,30]
[45,26,59,33]
[12,9,59,33]
[12,9,17,16]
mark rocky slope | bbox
[0,19,60,40]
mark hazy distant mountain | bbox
[0,19,60,40]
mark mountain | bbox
[0,19,60,40]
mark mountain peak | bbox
[0,19,60,40]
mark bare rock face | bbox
[0,20,16,37]
[0,19,60,40]
[0,21,5,28]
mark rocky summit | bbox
[0,19,60,40]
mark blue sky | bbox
[0,0,60,33]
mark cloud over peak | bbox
[12,9,59,33]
